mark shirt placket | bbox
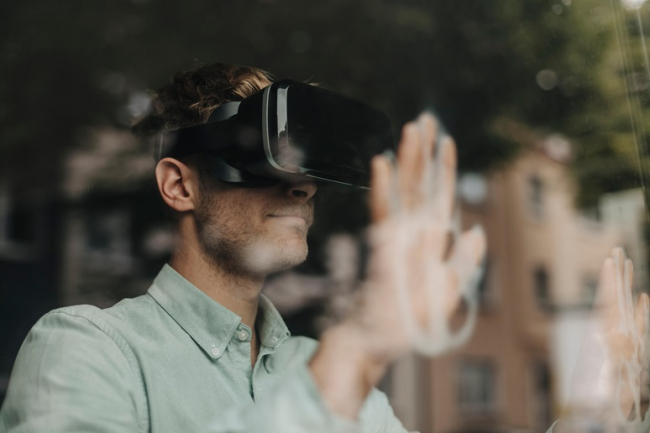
[229,323,255,398]
[251,334,285,399]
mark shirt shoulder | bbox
[36,304,135,349]
[1,305,149,432]
[20,298,163,398]
[53,294,177,347]
[22,304,146,382]
[43,293,158,325]
[35,295,161,348]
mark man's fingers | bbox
[626,258,635,295]
[391,113,455,217]
[441,225,486,316]
[418,113,437,162]
[449,225,487,275]
[369,155,394,224]
[397,122,421,210]
[597,248,630,325]
[596,257,616,307]
[613,247,626,292]
[432,137,458,223]
[595,256,619,332]
[634,293,649,344]
[417,113,437,204]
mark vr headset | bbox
[155,79,394,189]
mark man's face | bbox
[194,173,317,278]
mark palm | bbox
[345,113,486,361]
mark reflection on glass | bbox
[5,1,650,432]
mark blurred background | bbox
[2,0,650,431]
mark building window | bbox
[528,175,544,220]
[530,360,553,431]
[0,183,42,260]
[84,208,131,260]
[533,266,551,310]
[5,204,38,244]
[458,358,498,415]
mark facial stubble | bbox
[194,186,311,279]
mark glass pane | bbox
[2,1,650,432]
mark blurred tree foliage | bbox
[0,0,646,211]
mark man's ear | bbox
[155,157,199,213]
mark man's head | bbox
[133,63,317,279]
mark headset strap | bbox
[154,101,241,160]
[208,101,240,122]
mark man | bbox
[0,63,485,432]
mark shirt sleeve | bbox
[0,310,146,433]
[209,364,416,433]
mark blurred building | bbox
[385,136,638,433]
[59,127,169,307]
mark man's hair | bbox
[136,63,273,222]
[131,63,273,137]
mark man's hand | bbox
[559,248,650,432]
[347,112,486,362]
[310,113,486,420]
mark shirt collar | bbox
[147,264,291,360]
[257,293,291,349]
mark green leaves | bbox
[1,0,642,208]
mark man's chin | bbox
[240,238,308,276]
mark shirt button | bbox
[270,336,279,344]
[210,347,221,357]
[237,331,249,341]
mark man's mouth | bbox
[268,215,308,224]
[267,206,314,225]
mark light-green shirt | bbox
[0,264,410,433]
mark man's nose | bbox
[284,181,318,202]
